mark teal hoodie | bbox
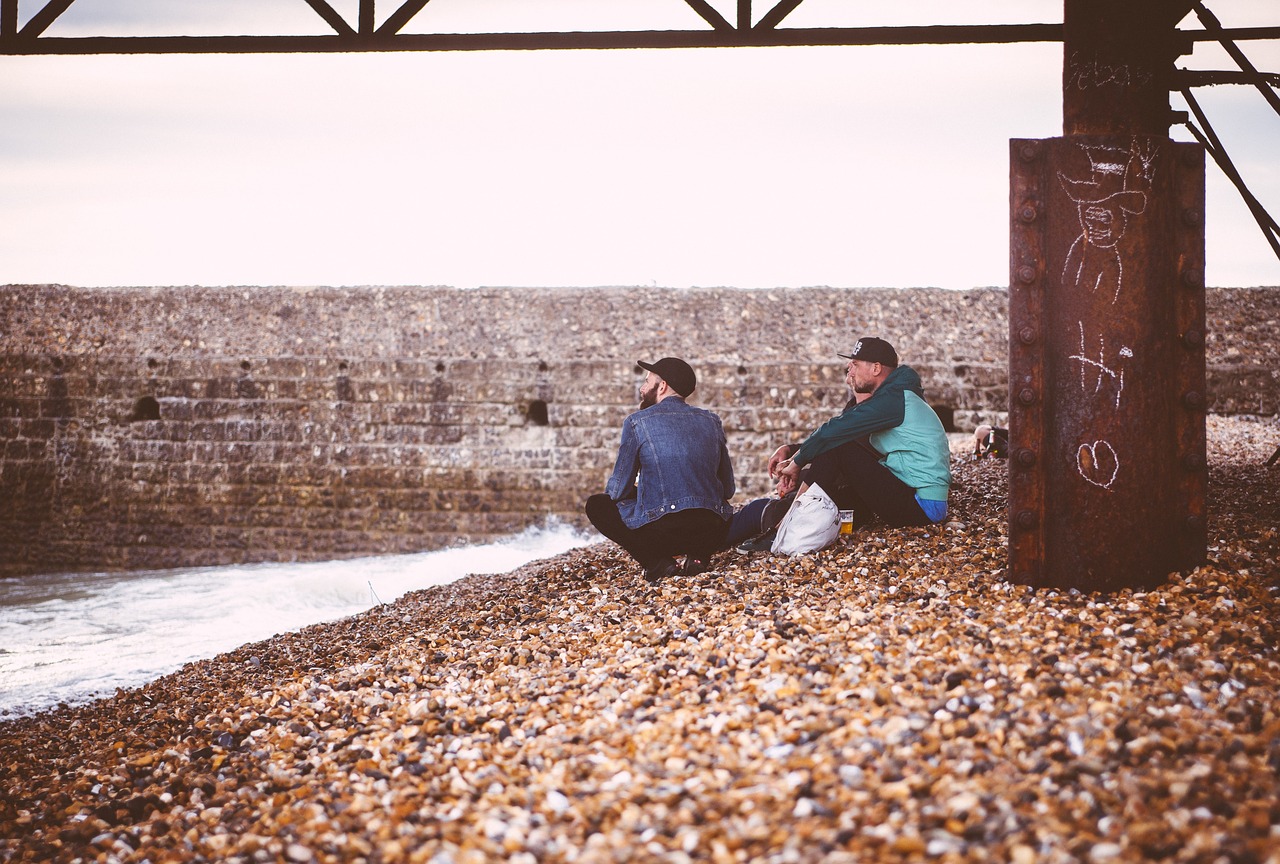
[791,365,951,503]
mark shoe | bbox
[736,531,776,554]
[683,556,711,577]
[761,497,792,534]
[643,558,680,584]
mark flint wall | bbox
[1,284,1276,577]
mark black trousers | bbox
[805,438,932,528]
[585,494,729,568]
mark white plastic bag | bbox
[770,483,841,556]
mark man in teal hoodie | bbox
[771,337,951,529]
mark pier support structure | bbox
[1008,0,1207,591]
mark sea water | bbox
[0,522,594,718]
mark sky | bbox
[1,0,1277,291]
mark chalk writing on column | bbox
[1065,51,1157,92]
[1061,140,1160,493]
[1076,440,1120,489]
[1069,321,1132,410]
[1058,140,1157,303]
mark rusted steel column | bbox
[1009,138,1205,591]
[1062,0,1190,136]
[2,0,18,39]
[1008,0,1205,591]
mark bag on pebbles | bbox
[771,483,841,556]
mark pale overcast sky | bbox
[1,1,1277,290]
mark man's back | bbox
[609,397,734,528]
[587,356,735,582]
[869,389,951,504]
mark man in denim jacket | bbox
[586,357,735,584]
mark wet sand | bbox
[2,416,1278,863]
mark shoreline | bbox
[2,416,1277,862]
[0,522,594,719]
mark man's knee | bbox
[809,446,860,490]
[585,494,617,528]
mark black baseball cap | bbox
[637,357,696,397]
[837,337,898,368]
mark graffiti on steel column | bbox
[1058,139,1159,493]
[1070,321,1132,410]
[1058,140,1157,303]
[1065,51,1157,92]
[1076,439,1120,489]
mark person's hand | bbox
[774,455,801,488]
[775,472,798,497]
[767,445,794,478]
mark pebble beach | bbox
[2,416,1278,864]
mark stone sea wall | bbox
[1,284,1276,577]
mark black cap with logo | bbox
[837,337,898,368]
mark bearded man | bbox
[771,337,951,530]
[585,357,735,584]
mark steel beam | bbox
[303,0,357,38]
[1192,2,1280,119]
[756,0,805,32]
[16,0,74,39]
[2,16,1272,56]
[0,24,1070,55]
[378,0,434,38]
[1009,0,1208,591]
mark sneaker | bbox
[736,531,776,554]
[683,556,711,577]
[643,558,680,584]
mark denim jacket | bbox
[605,396,736,529]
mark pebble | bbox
[1,415,1277,863]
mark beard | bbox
[639,381,659,409]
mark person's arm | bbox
[790,382,906,467]
[766,443,800,479]
[774,457,802,495]
[604,415,641,502]
[771,390,869,490]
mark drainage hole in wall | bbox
[130,396,161,422]
[527,400,550,426]
[338,360,349,373]
[240,359,251,372]
[435,362,446,373]
[737,365,747,375]
[538,360,549,372]
[933,404,957,432]
[147,357,159,370]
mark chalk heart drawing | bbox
[1077,440,1120,489]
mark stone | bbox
[1,415,1277,863]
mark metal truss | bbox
[0,0,1069,55]
[2,0,1275,56]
